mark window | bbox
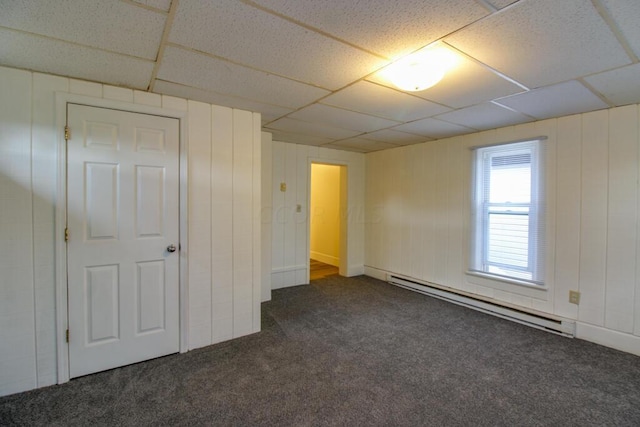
[470,139,545,285]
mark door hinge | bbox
[65,228,70,242]
[64,125,71,141]
[66,329,69,343]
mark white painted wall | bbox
[269,140,365,289]
[365,105,640,356]
[0,66,262,397]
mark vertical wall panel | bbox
[407,145,422,279]
[532,119,557,314]
[32,73,68,387]
[579,110,609,326]
[232,109,254,337]
[211,105,234,342]
[251,113,262,332]
[0,67,36,396]
[433,140,449,287]
[187,100,212,349]
[270,141,285,289]
[605,105,638,333]
[295,145,309,285]
[282,144,298,286]
[446,137,465,289]
[261,132,273,302]
[554,115,581,319]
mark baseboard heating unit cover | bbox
[387,274,575,337]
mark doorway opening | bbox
[309,162,347,280]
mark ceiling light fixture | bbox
[380,46,458,92]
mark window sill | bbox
[465,270,549,300]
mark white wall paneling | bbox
[261,132,273,302]
[0,66,261,397]
[269,140,365,289]
[188,100,213,350]
[210,105,234,342]
[0,66,37,396]
[605,105,638,333]
[365,105,640,356]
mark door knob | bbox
[167,244,177,253]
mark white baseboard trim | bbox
[346,264,365,277]
[310,251,339,267]
[364,266,387,281]
[576,322,640,356]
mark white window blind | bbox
[470,139,545,285]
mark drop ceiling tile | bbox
[599,0,640,58]
[584,63,640,107]
[0,0,165,60]
[368,45,525,108]
[268,130,334,146]
[363,129,429,146]
[392,118,475,139]
[0,28,154,89]
[157,47,329,110]
[289,104,401,133]
[168,0,385,90]
[321,81,450,122]
[266,117,361,140]
[446,0,631,88]
[435,103,533,131]
[251,0,488,58]
[326,138,397,153]
[495,80,609,120]
[153,80,293,123]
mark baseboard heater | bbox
[387,274,575,337]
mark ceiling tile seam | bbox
[361,79,457,110]
[237,0,389,60]
[266,116,368,136]
[152,78,296,111]
[0,25,158,63]
[577,78,616,108]
[488,101,537,121]
[441,41,529,91]
[119,0,170,14]
[591,0,639,63]
[490,72,622,109]
[148,0,180,91]
[163,42,340,92]
[474,0,499,13]
[315,100,430,125]
[329,134,407,147]
[426,115,481,131]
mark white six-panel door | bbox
[66,104,180,378]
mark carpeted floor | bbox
[2,275,640,426]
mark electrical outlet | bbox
[569,290,580,305]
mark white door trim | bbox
[307,158,349,282]
[54,92,189,384]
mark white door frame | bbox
[54,93,189,384]
[307,158,348,281]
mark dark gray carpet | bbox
[2,275,640,426]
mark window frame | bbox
[470,138,545,287]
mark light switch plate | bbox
[569,290,580,305]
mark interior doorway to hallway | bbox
[309,162,347,280]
